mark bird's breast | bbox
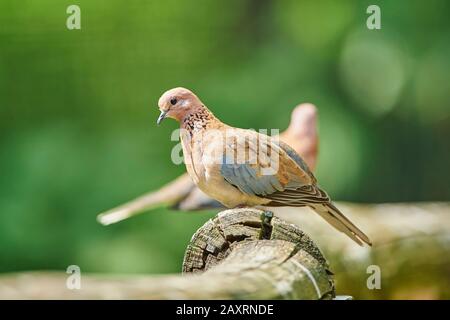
[180,132,204,185]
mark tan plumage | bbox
[97,103,319,225]
[157,87,372,246]
[280,103,318,171]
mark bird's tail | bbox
[309,203,372,246]
[97,174,195,225]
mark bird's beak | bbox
[157,110,168,125]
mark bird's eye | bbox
[170,98,177,105]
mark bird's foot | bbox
[263,210,273,219]
[260,210,274,240]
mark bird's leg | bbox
[260,210,274,240]
[233,205,274,239]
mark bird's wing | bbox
[277,140,316,184]
[219,129,371,246]
[261,140,329,205]
[220,130,319,199]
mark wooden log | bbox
[0,208,334,299]
[275,202,450,299]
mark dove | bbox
[97,103,319,225]
[280,103,318,172]
[156,87,371,246]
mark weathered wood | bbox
[183,208,329,273]
[275,202,450,299]
[0,208,334,299]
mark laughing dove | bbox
[155,87,371,246]
[97,102,319,225]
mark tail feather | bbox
[310,203,372,246]
[97,174,195,225]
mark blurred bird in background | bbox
[98,100,319,226]
[153,87,371,246]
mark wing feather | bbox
[220,130,313,197]
[218,130,371,246]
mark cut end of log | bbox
[183,208,330,273]
[182,208,335,299]
[0,208,335,300]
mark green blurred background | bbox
[0,0,449,287]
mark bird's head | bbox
[288,103,317,136]
[157,87,202,125]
